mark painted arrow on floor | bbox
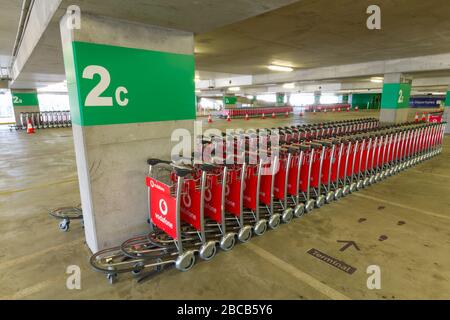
[337,240,360,252]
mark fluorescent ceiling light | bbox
[283,83,296,89]
[246,95,254,100]
[228,87,240,92]
[37,81,68,93]
[370,77,384,83]
[267,65,293,72]
[195,90,201,94]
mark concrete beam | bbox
[11,0,62,82]
[252,54,450,85]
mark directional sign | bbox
[337,240,360,252]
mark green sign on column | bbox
[224,96,237,105]
[381,83,411,109]
[276,93,285,105]
[67,41,195,126]
[445,91,450,107]
[11,92,39,107]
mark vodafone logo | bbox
[204,189,212,202]
[150,179,166,192]
[183,194,192,208]
[159,199,168,216]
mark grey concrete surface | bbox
[0,109,449,300]
[59,13,196,252]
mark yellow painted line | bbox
[409,169,450,180]
[0,238,84,271]
[0,279,60,300]
[353,193,450,221]
[0,177,78,195]
[245,243,351,300]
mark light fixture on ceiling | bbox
[370,77,384,83]
[283,83,296,89]
[267,65,294,72]
[195,89,201,94]
[195,76,201,83]
[246,95,254,100]
[228,86,240,92]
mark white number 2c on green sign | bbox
[82,65,129,107]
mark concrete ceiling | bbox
[11,0,298,88]
[59,0,299,34]
[7,0,450,90]
[196,0,450,74]
[0,0,22,69]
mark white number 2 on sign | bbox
[398,89,404,104]
[82,65,129,107]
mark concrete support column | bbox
[314,91,321,105]
[380,73,411,123]
[10,89,40,125]
[60,14,195,252]
[276,93,285,106]
[444,86,450,133]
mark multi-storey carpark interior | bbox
[0,0,450,300]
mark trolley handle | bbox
[172,165,195,177]
[147,158,171,166]
[200,163,219,172]
[312,140,333,147]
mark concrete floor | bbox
[0,109,449,300]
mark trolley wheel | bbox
[268,214,281,230]
[131,262,145,277]
[238,226,252,243]
[315,196,325,208]
[305,200,315,213]
[175,251,196,272]
[294,204,305,218]
[334,188,343,200]
[220,233,236,251]
[349,183,357,193]
[363,177,370,187]
[254,220,267,236]
[107,273,118,285]
[357,180,364,190]
[342,185,350,196]
[59,219,70,232]
[199,241,217,261]
[326,192,334,204]
[281,208,294,224]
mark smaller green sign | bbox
[445,91,450,107]
[276,93,285,105]
[381,83,411,109]
[11,92,39,107]
[224,96,237,105]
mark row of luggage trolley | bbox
[90,117,446,284]
[224,106,294,119]
[10,111,72,130]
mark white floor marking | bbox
[353,193,450,221]
[245,243,351,300]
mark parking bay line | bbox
[352,193,450,221]
[245,243,351,300]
